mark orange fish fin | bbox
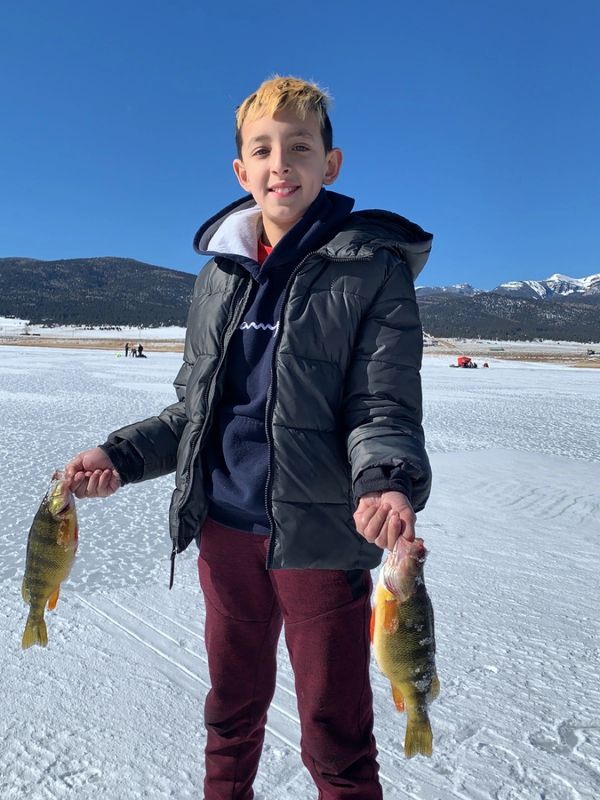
[391,684,405,712]
[383,598,399,634]
[21,617,48,649]
[370,606,376,643]
[47,587,60,611]
[21,578,31,603]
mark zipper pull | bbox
[169,541,177,590]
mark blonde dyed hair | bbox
[235,75,334,158]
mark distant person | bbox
[63,75,432,798]
[137,343,144,358]
[124,343,129,357]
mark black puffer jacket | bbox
[102,197,433,574]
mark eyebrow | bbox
[247,129,315,146]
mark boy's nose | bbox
[270,150,291,174]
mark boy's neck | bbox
[260,217,293,249]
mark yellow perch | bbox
[371,537,440,758]
[21,470,78,649]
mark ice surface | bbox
[1,345,599,799]
[0,317,185,340]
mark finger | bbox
[354,503,380,534]
[70,469,86,486]
[355,493,383,516]
[73,477,90,499]
[64,465,81,486]
[66,474,86,493]
[97,469,113,497]
[64,457,82,474]
[395,507,416,542]
[386,512,404,550]
[102,469,120,496]
[356,503,384,537]
[402,513,416,542]
[363,504,391,543]
[109,470,122,492]
[374,513,392,549]
[85,470,102,497]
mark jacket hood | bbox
[193,193,433,280]
[322,209,433,280]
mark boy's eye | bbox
[252,144,310,157]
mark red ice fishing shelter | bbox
[457,356,472,367]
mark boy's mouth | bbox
[269,185,300,196]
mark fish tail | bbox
[404,716,433,758]
[21,615,48,649]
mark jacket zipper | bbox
[264,251,372,569]
[169,275,252,588]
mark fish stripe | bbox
[28,555,60,570]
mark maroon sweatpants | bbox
[197,518,383,800]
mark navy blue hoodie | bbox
[193,188,355,532]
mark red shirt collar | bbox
[257,237,273,265]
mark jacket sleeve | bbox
[344,252,432,512]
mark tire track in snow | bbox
[116,593,451,794]
[110,593,302,718]
[128,592,299,701]
[75,593,301,753]
[74,591,432,794]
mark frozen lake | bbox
[1,345,599,799]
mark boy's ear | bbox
[323,148,343,186]
[233,158,250,191]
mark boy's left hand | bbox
[353,490,416,551]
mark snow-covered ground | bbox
[0,317,186,340]
[424,338,600,358]
[1,346,599,799]
[3,317,599,356]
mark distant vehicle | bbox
[450,356,478,369]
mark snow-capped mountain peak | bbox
[415,283,481,297]
[494,272,600,299]
[416,272,599,300]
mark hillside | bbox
[418,292,600,343]
[0,257,195,326]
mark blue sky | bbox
[1,0,599,289]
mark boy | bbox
[65,75,432,799]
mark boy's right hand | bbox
[64,447,122,499]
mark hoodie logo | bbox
[240,321,279,337]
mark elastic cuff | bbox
[353,466,413,505]
[98,441,144,485]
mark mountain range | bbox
[417,273,600,300]
[1,258,599,343]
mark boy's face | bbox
[233,108,342,246]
